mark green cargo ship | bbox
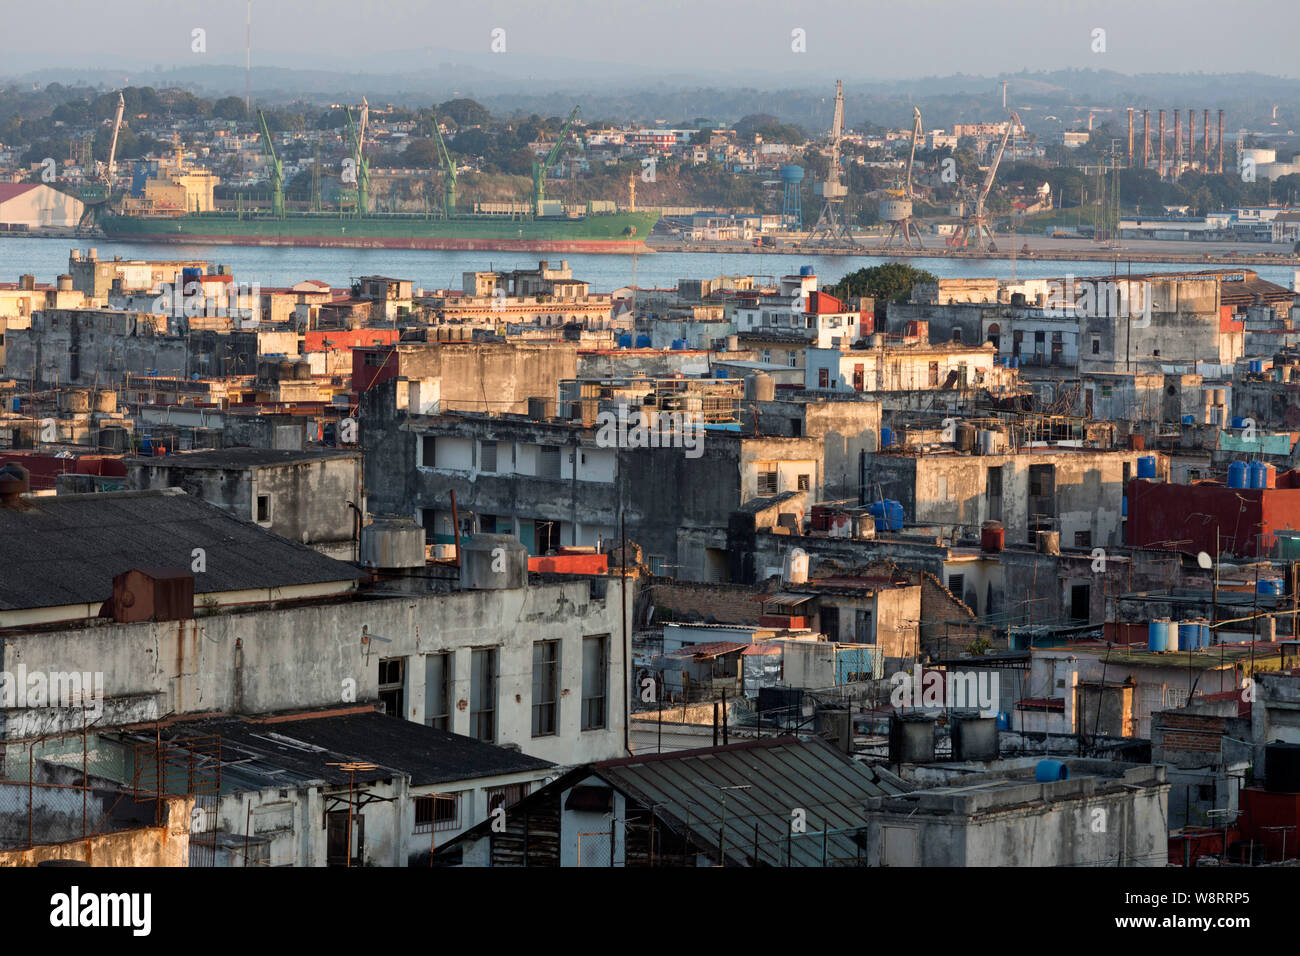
[96,209,660,254]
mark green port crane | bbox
[430,114,457,218]
[345,98,371,217]
[531,106,579,217]
[258,108,284,219]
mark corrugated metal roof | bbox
[666,641,749,659]
[593,737,908,866]
[758,592,816,608]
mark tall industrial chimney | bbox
[1173,110,1181,169]
[1217,110,1225,173]
[1203,109,1210,169]
[1142,110,1150,169]
[1127,108,1134,167]
[1188,110,1196,169]
[1158,111,1166,178]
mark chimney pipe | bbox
[1203,109,1210,170]
[1218,110,1225,173]
[1188,110,1196,170]
[1127,108,1134,167]
[1173,110,1181,171]
[1158,111,1166,178]
[1142,110,1150,170]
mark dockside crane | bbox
[948,110,1020,252]
[258,108,284,219]
[882,107,925,249]
[804,79,858,248]
[101,92,125,189]
[531,106,579,217]
[345,98,371,216]
[430,114,457,218]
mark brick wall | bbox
[645,578,764,624]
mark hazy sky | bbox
[8,0,1299,80]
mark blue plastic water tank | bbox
[799,265,814,277]
[714,368,728,378]
[1010,355,1020,368]
[881,427,894,448]
[10,397,19,412]
[635,333,651,348]
[868,499,904,532]
[617,333,632,348]
[1228,461,1248,488]
[1148,619,1169,652]
[1250,359,1263,374]
[1249,460,1267,489]
[1178,622,1199,651]
[1035,760,1070,782]
[1182,415,1194,425]
[671,338,688,350]
[996,712,1010,730]
[1122,496,1128,516]
[1137,456,1156,479]
[1231,416,1246,429]
[1258,579,1281,595]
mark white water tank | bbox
[783,547,809,585]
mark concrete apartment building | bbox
[862,445,1167,548]
[361,377,826,581]
[127,448,364,560]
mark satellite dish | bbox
[1196,551,1213,570]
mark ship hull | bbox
[97,211,660,254]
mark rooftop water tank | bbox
[635,332,651,348]
[671,338,688,350]
[745,372,775,402]
[1035,760,1070,782]
[1148,619,1169,653]
[799,265,814,277]
[1228,461,1248,488]
[1249,460,1267,489]
[1178,621,1199,652]
[869,499,904,532]
[1137,456,1156,479]
[360,517,427,570]
[880,427,894,448]
[618,333,632,348]
[459,534,528,590]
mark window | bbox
[791,418,802,437]
[1091,337,1101,355]
[928,362,939,386]
[256,494,270,523]
[1100,384,1113,398]
[486,783,529,815]
[948,573,965,602]
[1074,530,1093,549]
[539,445,562,478]
[480,441,497,473]
[582,635,608,731]
[818,367,829,389]
[1070,583,1091,622]
[952,328,963,343]
[797,474,810,491]
[415,794,460,833]
[761,349,772,364]
[378,658,405,717]
[534,519,560,554]
[470,648,497,742]
[424,652,451,730]
[758,468,778,496]
[532,640,560,737]
[855,609,874,644]
[421,435,436,466]
[787,352,798,367]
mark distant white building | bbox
[0,183,85,228]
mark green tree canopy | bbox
[826,263,937,305]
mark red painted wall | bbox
[1124,479,1300,557]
